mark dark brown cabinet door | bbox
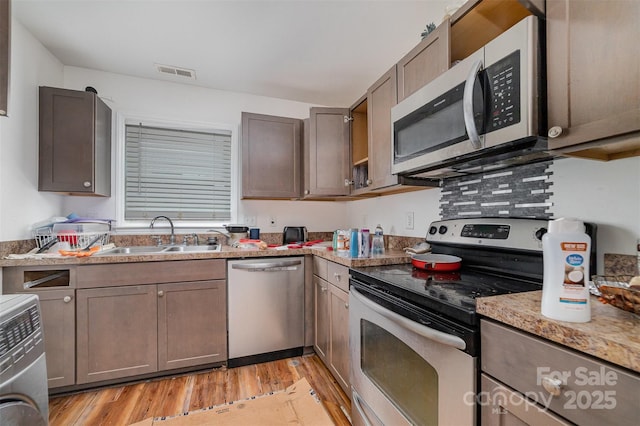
[39,86,111,196]
[367,65,399,191]
[305,107,350,197]
[313,275,329,363]
[397,19,451,102]
[157,280,227,370]
[329,284,350,394]
[242,112,302,198]
[76,285,158,384]
[37,289,76,388]
[546,0,640,159]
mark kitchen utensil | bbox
[36,236,58,254]
[410,253,462,271]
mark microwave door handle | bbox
[463,59,483,150]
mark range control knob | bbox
[438,225,448,235]
[535,227,548,240]
[429,226,438,235]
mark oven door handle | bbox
[463,59,483,150]
[352,389,376,426]
[351,288,466,351]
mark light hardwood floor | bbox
[48,354,351,426]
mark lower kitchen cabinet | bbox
[481,319,639,426]
[1,266,77,389]
[313,275,330,361]
[76,285,158,384]
[328,283,349,393]
[75,260,227,385]
[37,288,76,388]
[157,280,226,370]
[313,256,350,395]
[0,259,227,390]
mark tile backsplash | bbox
[440,161,554,219]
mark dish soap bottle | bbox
[541,218,591,322]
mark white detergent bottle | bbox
[541,218,591,322]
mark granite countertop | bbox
[477,291,640,374]
[0,245,411,268]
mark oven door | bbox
[349,288,476,426]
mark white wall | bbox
[0,19,65,242]
[345,188,441,237]
[549,156,640,260]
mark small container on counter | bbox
[350,228,359,258]
[336,230,349,256]
[360,228,370,258]
[371,224,385,256]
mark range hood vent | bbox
[155,64,196,79]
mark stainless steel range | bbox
[349,217,596,426]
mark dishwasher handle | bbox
[231,258,302,272]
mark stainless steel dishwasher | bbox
[227,257,304,367]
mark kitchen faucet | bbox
[150,216,176,245]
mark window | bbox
[124,123,232,222]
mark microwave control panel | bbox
[485,50,521,132]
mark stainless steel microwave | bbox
[391,16,550,180]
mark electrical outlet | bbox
[244,216,257,226]
[269,216,277,228]
[405,212,414,230]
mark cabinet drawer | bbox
[76,259,225,288]
[313,256,328,280]
[327,261,349,293]
[481,319,639,425]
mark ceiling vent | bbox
[155,63,196,79]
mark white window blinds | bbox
[125,124,232,221]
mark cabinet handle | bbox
[344,302,349,309]
[344,179,354,187]
[343,115,354,123]
[366,179,372,185]
[158,290,164,297]
[63,296,72,303]
[304,189,309,195]
[548,126,563,138]
[83,181,92,188]
[321,286,328,292]
[541,376,563,396]
[334,272,342,281]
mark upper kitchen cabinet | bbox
[349,95,370,195]
[39,86,112,196]
[448,0,539,65]
[0,0,9,117]
[304,107,351,197]
[397,17,451,102]
[241,112,302,199]
[546,0,640,161]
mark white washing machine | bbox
[0,294,49,425]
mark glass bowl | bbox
[591,275,640,315]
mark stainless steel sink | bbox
[97,244,221,255]
[98,246,167,255]
[162,245,221,252]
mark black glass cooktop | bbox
[350,263,542,326]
